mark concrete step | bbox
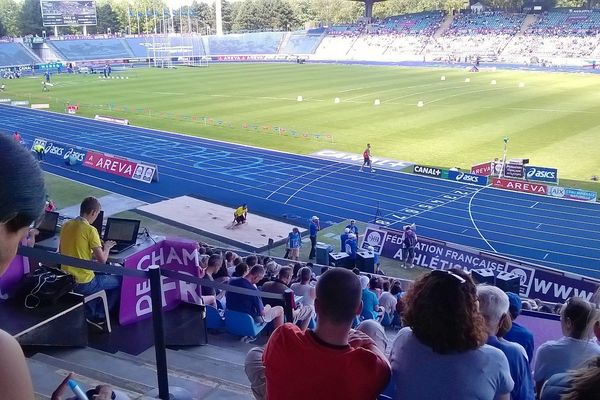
[27,356,143,399]
[32,348,219,399]
[180,343,248,366]
[130,347,251,389]
[31,352,150,396]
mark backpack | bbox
[17,266,76,309]
[403,231,417,248]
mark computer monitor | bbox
[103,217,140,244]
[38,211,59,233]
[91,210,104,238]
[35,211,59,242]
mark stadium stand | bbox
[47,38,135,61]
[0,42,41,67]
[206,32,284,55]
[279,31,325,54]
[502,10,600,63]
[425,11,526,61]
[125,36,206,59]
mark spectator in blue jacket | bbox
[226,265,284,332]
[340,228,350,253]
[345,233,358,266]
[504,292,535,363]
[308,216,320,260]
[287,227,302,261]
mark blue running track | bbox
[1,105,599,279]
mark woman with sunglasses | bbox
[389,269,513,400]
[533,297,600,395]
[0,134,46,399]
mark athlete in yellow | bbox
[233,204,248,225]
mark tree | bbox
[95,2,123,34]
[19,0,43,36]
[221,0,235,32]
[0,0,20,36]
[0,18,5,36]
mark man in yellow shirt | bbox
[233,203,248,226]
[60,197,117,329]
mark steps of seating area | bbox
[28,355,149,399]
[31,346,251,399]
[129,346,251,390]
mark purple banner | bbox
[362,226,506,271]
[362,225,600,304]
[505,261,599,303]
[119,238,202,326]
[0,255,27,302]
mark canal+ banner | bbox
[361,225,599,304]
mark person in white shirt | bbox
[533,297,600,395]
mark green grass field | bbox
[6,64,600,189]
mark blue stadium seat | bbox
[205,305,225,330]
[0,43,40,67]
[224,309,266,338]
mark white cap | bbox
[368,246,374,251]
[344,228,350,233]
[312,216,319,220]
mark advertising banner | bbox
[503,163,525,179]
[471,161,492,176]
[362,225,600,304]
[83,150,139,179]
[413,164,444,178]
[31,138,87,165]
[492,177,548,195]
[362,226,507,271]
[119,239,202,326]
[524,166,559,184]
[132,164,157,184]
[447,170,488,186]
[505,262,600,303]
[548,186,597,202]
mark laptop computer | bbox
[36,211,59,242]
[91,210,104,238]
[103,217,141,254]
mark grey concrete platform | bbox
[137,196,306,252]
[58,193,147,219]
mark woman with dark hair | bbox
[389,269,513,400]
[533,297,600,394]
[0,134,46,399]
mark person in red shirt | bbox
[360,143,375,173]
[13,131,21,143]
[248,268,390,400]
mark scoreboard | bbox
[40,0,97,26]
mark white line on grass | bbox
[339,88,364,93]
[153,92,186,95]
[468,185,497,252]
[427,87,512,105]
